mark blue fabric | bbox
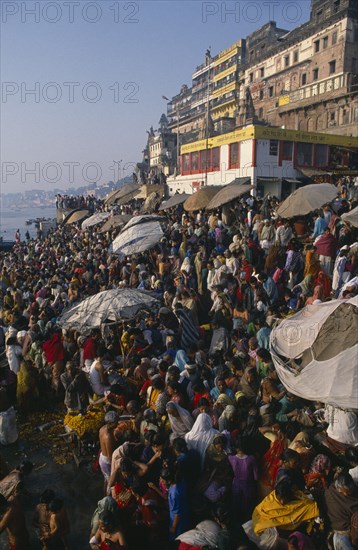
[168,480,190,539]
[312,217,328,238]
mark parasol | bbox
[58,288,160,330]
[64,210,90,225]
[159,193,190,211]
[206,178,252,210]
[341,205,358,228]
[276,183,338,218]
[81,212,110,229]
[111,220,163,256]
[142,192,162,213]
[105,182,141,206]
[98,214,132,233]
[183,186,221,212]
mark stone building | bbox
[242,0,358,136]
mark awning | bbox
[298,168,332,178]
[257,177,280,183]
[282,178,301,184]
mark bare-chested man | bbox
[41,497,70,550]
[0,494,30,550]
[99,411,119,493]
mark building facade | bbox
[167,125,358,198]
[242,0,358,136]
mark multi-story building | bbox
[166,41,246,141]
[242,0,358,136]
[147,115,177,176]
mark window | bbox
[355,28,358,43]
[212,147,220,170]
[229,142,240,168]
[259,107,264,118]
[269,86,274,98]
[249,72,254,83]
[182,154,190,173]
[313,68,319,80]
[284,55,290,67]
[296,143,313,166]
[200,150,209,171]
[332,31,338,45]
[328,111,336,126]
[352,58,357,73]
[259,90,264,100]
[282,141,293,160]
[316,9,323,23]
[342,109,350,125]
[314,40,320,53]
[260,67,265,78]
[323,36,328,49]
[302,73,307,85]
[333,0,340,14]
[293,50,299,63]
[190,151,199,172]
[315,144,328,167]
[269,140,278,156]
[329,60,336,74]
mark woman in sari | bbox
[259,423,289,493]
[185,413,219,465]
[166,401,194,441]
[303,247,321,279]
[16,360,39,412]
[314,270,331,298]
[305,285,324,305]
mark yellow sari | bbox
[252,490,319,536]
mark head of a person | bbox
[280,449,301,470]
[49,498,64,514]
[167,365,180,383]
[130,478,148,498]
[152,433,166,453]
[98,511,116,533]
[198,397,210,414]
[335,473,356,497]
[172,437,187,456]
[166,401,180,418]
[143,408,157,425]
[104,410,119,429]
[275,478,294,506]
[212,434,226,453]
[215,376,227,393]
[151,377,165,391]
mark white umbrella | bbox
[276,183,338,218]
[341,206,358,228]
[270,296,358,409]
[112,220,163,256]
[81,212,111,229]
[122,215,163,231]
[58,288,160,330]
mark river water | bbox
[0,206,57,241]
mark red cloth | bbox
[179,544,202,550]
[83,337,97,362]
[42,332,64,363]
[315,233,338,259]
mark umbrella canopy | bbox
[276,183,338,218]
[270,296,358,409]
[341,205,358,228]
[81,212,111,229]
[183,186,221,212]
[105,182,141,206]
[122,214,163,231]
[98,214,132,233]
[159,193,190,211]
[206,178,252,210]
[142,192,162,213]
[64,210,90,225]
[112,220,163,256]
[58,288,160,330]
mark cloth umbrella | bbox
[58,288,160,330]
[105,182,141,206]
[111,220,163,256]
[98,215,131,233]
[81,212,111,229]
[183,186,221,212]
[206,178,252,210]
[159,193,190,211]
[122,214,163,231]
[64,210,90,225]
[269,296,358,408]
[276,183,338,218]
[142,192,161,213]
[341,205,358,228]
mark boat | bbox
[0,240,15,252]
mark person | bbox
[287,531,315,549]
[33,489,56,549]
[323,473,358,550]
[229,435,258,522]
[0,460,33,500]
[41,498,70,550]
[99,411,119,492]
[163,467,190,540]
[184,413,219,465]
[90,510,126,549]
[0,493,30,550]
[165,401,194,440]
[60,361,91,412]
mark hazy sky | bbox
[1,0,311,193]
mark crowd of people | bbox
[0,182,357,549]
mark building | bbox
[146,115,177,177]
[242,0,358,136]
[167,124,358,198]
